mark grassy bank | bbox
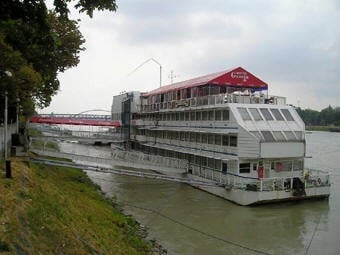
[0,158,160,254]
[306,125,340,132]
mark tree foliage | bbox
[0,0,117,120]
[297,105,340,126]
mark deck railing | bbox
[190,164,330,191]
[142,93,286,112]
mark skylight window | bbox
[249,108,263,121]
[261,131,275,142]
[270,109,285,121]
[281,109,295,121]
[284,131,296,140]
[238,107,252,121]
[260,108,274,121]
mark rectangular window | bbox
[230,135,237,147]
[196,111,201,121]
[281,161,292,172]
[196,133,201,143]
[238,107,252,121]
[222,110,230,120]
[294,131,304,140]
[185,112,190,121]
[252,163,257,171]
[201,157,207,166]
[208,134,214,144]
[260,108,274,120]
[261,131,275,142]
[208,111,214,120]
[273,131,285,141]
[190,132,196,142]
[190,111,196,121]
[215,110,221,120]
[180,132,185,141]
[208,158,215,169]
[222,135,229,146]
[202,111,208,120]
[284,131,296,140]
[185,132,190,141]
[171,113,176,121]
[239,163,251,174]
[214,134,221,145]
[281,109,295,121]
[249,108,263,121]
[180,112,184,121]
[270,109,285,121]
[222,163,228,174]
[293,160,303,171]
[202,134,208,143]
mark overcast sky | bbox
[41,0,340,114]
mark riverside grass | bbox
[0,159,156,254]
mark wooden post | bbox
[5,160,12,178]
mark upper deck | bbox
[140,67,285,113]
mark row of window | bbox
[136,129,238,147]
[135,128,302,144]
[133,109,230,121]
[251,130,304,141]
[134,143,303,174]
[238,107,295,122]
[239,160,303,174]
[135,143,223,169]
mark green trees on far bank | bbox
[296,105,340,127]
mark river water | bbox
[59,131,340,255]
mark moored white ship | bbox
[111,66,330,205]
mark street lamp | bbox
[16,97,20,133]
[3,70,12,159]
[128,58,162,87]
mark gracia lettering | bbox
[231,71,249,82]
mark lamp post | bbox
[3,70,12,160]
[4,90,8,159]
[16,97,20,133]
[128,58,162,87]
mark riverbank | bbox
[306,125,340,132]
[0,158,164,254]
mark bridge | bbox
[29,114,121,127]
[29,109,121,127]
[28,110,124,144]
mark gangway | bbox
[30,157,220,187]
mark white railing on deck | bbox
[190,164,330,191]
[142,93,287,112]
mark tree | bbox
[297,106,340,127]
[0,0,117,120]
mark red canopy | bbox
[145,66,268,96]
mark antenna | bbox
[168,70,178,84]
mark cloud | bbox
[41,0,340,113]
